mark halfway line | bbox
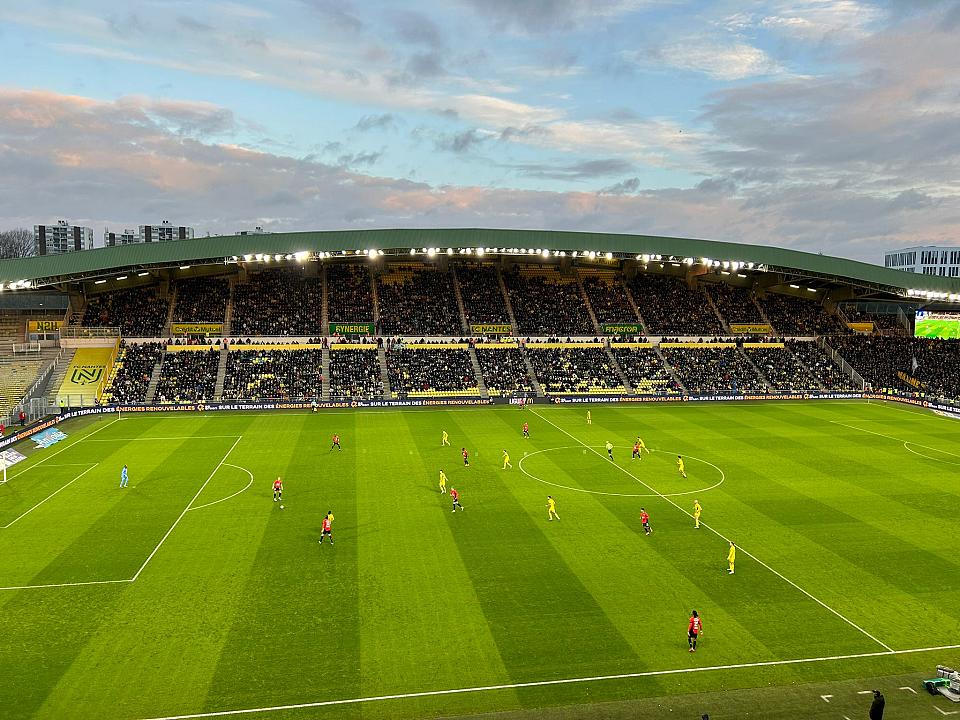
[531,409,894,653]
[139,642,960,720]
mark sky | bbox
[0,0,959,261]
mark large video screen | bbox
[915,311,960,339]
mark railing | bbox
[1,347,63,425]
[818,337,867,390]
[60,326,121,339]
[12,341,41,354]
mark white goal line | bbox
[139,642,960,720]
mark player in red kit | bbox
[522,422,529,438]
[461,447,469,466]
[631,441,641,460]
[450,487,464,512]
[273,477,283,502]
[319,511,334,544]
[640,508,652,535]
[687,610,702,652]
[330,434,341,451]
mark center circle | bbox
[517,446,725,498]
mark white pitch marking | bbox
[139,643,960,720]
[518,445,725,498]
[857,690,873,694]
[130,436,242,582]
[899,686,917,694]
[1,463,99,528]
[901,442,960,466]
[935,707,960,716]
[532,409,895,653]
[830,421,960,460]
[188,463,254,512]
[7,417,119,481]
[84,436,241,441]
[821,694,833,703]
[0,578,132,591]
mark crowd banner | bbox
[601,323,641,335]
[897,371,926,390]
[660,342,737,348]
[610,342,653,349]
[730,323,772,334]
[329,343,378,350]
[56,347,115,403]
[743,342,785,348]
[27,319,64,333]
[166,345,222,352]
[329,322,375,336]
[469,323,512,335]
[229,343,325,351]
[171,323,224,335]
[848,322,874,333]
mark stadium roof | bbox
[0,228,957,299]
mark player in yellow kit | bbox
[727,541,736,574]
[546,495,560,521]
[693,499,702,528]
[677,455,687,478]
[502,450,512,469]
[439,469,447,494]
[636,436,650,455]
[442,430,450,446]
[587,410,592,425]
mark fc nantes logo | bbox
[70,366,104,385]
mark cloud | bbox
[599,177,642,195]
[434,128,492,153]
[510,158,635,180]
[390,9,445,48]
[460,0,650,32]
[299,0,364,33]
[353,113,398,132]
[640,42,784,80]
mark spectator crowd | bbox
[155,349,220,403]
[505,269,594,336]
[630,274,723,336]
[173,277,230,323]
[707,283,765,325]
[527,347,623,394]
[329,349,383,399]
[476,348,533,396]
[662,347,766,395]
[457,265,511,326]
[758,293,842,336]
[105,341,164,403]
[221,349,323,400]
[581,274,638,326]
[232,270,323,336]
[327,264,374,323]
[82,286,170,337]
[387,348,478,394]
[377,267,462,336]
[611,347,680,395]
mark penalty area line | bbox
[139,643,960,720]
[1,463,99,529]
[830,421,960,460]
[530,410,895,653]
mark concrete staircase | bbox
[163,286,177,337]
[451,266,471,334]
[144,348,166,404]
[223,278,236,337]
[576,274,603,335]
[377,347,392,400]
[496,268,520,336]
[621,279,649,335]
[371,271,381,331]
[321,264,329,331]
[45,348,77,406]
[604,345,632,394]
[213,346,229,400]
[321,347,331,401]
[786,345,826,390]
[467,346,489,399]
[738,347,776,392]
[705,286,730,334]
[654,344,686,394]
[520,348,545,397]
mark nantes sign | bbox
[469,324,512,335]
[329,322,375,335]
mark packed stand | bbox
[329,349,382,399]
[745,347,818,392]
[155,349,220,403]
[82,286,170,337]
[222,349,323,400]
[581,273,638,325]
[611,347,680,395]
[629,274,723,336]
[173,277,230,323]
[232,270,323,335]
[457,265,511,325]
[661,347,767,395]
[386,349,478,395]
[785,341,859,392]
[504,267,594,336]
[377,266,462,336]
[842,308,903,331]
[327,264,374,323]
[527,347,624,394]
[830,336,960,397]
[707,283,765,325]
[104,342,163,403]
[476,348,533,396]
[757,292,843,336]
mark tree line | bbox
[0,228,35,259]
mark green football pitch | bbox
[915,318,960,339]
[2,401,960,720]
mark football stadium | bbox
[1,228,959,719]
